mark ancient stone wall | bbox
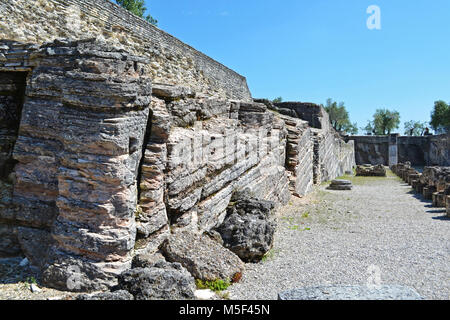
[257,99,355,185]
[1,38,152,290]
[348,135,450,166]
[0,0,251,101]
[274,102,330,130]
[0,39,292,291]
[280,115,314,197]
[313,129,355,183]
[348,136,390,165]
[0,3,356,292]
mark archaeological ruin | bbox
[0,0,357,293]
[0,0,449,300]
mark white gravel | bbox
[227,174,450,300]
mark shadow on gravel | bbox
[432,215,450,221]
[426,208,447,214]
[400,183,411,187]
[406,190,432,204]
[0,257,41,286]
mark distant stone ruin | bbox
[347,134,450,167]
[391,163,450,217]
[0,0,356,294]
[355,164,387,177]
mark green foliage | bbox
[288,225,310,231]
[372,108,400,135]
[26,276,37,285]
[261,248,279,262]
[404,120,427,136]
[430,100,450,133]
[272,97,283,103]
[361,121,375,135]
[323,98,358,135]
[195,279,231,292]
[115,0,158,25]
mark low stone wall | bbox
[348,135,450,166]
[0,0,251,101]
[392,163,450,212]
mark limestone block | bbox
[161,230,244,282]
[9,39,152,291]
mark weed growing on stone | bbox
[26,276,37,285]
[261,248,280,262]
[195,279,231,292]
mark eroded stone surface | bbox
[356,164,387,177]
[1,38,152,291]
[117,262,196,300]
[217,197,276,262]
[161,230,244,281]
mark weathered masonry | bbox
[0,0,251,101]
[0,0,355,292]
[347,134,450,167]
[392,163,450,217]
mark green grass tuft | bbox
[195,279,231,292]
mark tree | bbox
[372,108,400,135]
[323,98,358,135]
[404,120,427,136]
[116,0,158,25]
[272,97,283,103]
[361,121,375,135]
[430,100,450,133]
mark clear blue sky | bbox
[145,0,450,134]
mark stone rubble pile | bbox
[391,162,450,216]
[327,179,353,191]
[355,164,387,177]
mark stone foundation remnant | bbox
[391,163,450,215]
[355,164,387,177]
[0,0,356,295]
[327,179,353,191]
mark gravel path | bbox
[227,172,450,300]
